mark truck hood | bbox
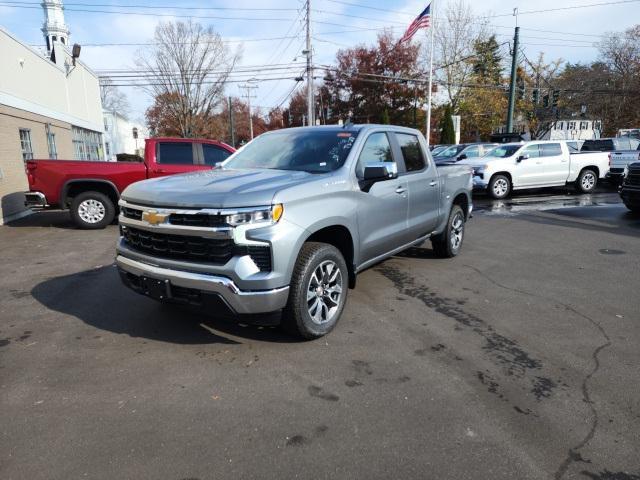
[121,168,316,208]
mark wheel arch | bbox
[62,179,120,209]
[303,224,357,289]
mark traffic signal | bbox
[543,94,549,108]
[517,82,525,100]
[532,88,539,104]
[552,90,560,107]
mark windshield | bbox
[435,145,465,158]
[485,145,521,158]
[223,129,359,173]
[431,146,447,155]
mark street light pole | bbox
[305,0,314,126]
[506,25,520,133]
[239,83,258,140]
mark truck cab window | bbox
[157,142,195,165]
[203,144,231,165]
[356,133,394,178]
[521,144,541,158]
[396,133,426,171]
[540,143,562,156]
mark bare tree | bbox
[136,20,240,138]
[100,78,130,118]
[433,0,488,111]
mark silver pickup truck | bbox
[115,125,473,338]
[608,149,640,184]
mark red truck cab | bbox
[24,137,234,229]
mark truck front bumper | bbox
[472,175,488,190]
[116,255,290,315]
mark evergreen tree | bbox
[439,104,456,144]
[472,35,503,85]
[381,109,390,124]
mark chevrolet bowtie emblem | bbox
[142,211,168,225]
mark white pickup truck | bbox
[459,141,610,199]
[607,149,640,184]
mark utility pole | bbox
[239,83,258,140]
[305,0,315,126]
[506,19,520,133]
[227,96,236,148]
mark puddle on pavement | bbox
[475,193,622,216]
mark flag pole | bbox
[425,0,435,145]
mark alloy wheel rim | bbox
[78,199,106,223]
[582,173,595,190]
[307,260,343,325]
[493,178,508,197]
[450,212,464,251]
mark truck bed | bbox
[26,159,147,207]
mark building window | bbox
[72,126,104,161]
[47,130,57,159]
[568,121,576,130]
[105,142,110,156]
[19,129,34,161]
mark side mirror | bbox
[457,154,467,161]
[517,153,530,162]
[363,162,398,181]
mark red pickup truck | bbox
[25,137,235,229]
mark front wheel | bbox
[431,205,466,258]
[282,242,348,339]
[70,191,115,229]
[576,169,598,193]
[488,174,511,199]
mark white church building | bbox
[0,0,105,223]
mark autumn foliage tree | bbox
[321,31,427,126]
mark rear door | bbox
[148,141,199,178]
[355,131,410,263]
[538,142,567,185]
[393,132,440,239]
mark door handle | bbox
[429,181,437,187]
[395,186,406,194]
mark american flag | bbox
[400,4,431,43]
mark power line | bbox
[1,0,299,10]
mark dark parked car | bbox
[620,162,640,212]
[434,143,498,165]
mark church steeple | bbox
[41,0,70,53]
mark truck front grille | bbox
[121,226,271,271]
[626,170,640,187]
[168,213,226,228]
[121,207,142,221]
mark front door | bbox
[354,132,410,263]
[538,142,567,185]
[515,144,545,187]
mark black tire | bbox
[282,242,348,339]
[576,169,598,193]
[488,174,511,199]
[431,205,466,258]
[70,191,115,229]
[624,202,640,213]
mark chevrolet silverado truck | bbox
[115,125,473,339]
[608,148,640,185]
[24,137,235,229]
[620,162,640,212]
[459,140,609,199]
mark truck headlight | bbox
[226,204,283,226]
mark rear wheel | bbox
[576,169,598,193]
[431,205,465,258]
[488,174,511,199]
[282,242,348,339]
[70,191,115,229]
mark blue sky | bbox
[1,0,637,122]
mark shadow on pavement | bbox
[6,210,77,229]
[31,265,296,345]
[395,246,442,260]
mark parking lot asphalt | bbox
[1,190,639,480]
